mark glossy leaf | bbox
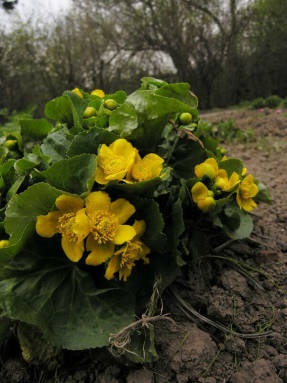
[0,250,135,350]
[1,183,62,261]
[40,154,96,194]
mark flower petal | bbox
[97,144,114,166]
[197,197,216,212]
[131,153,163,181]
[104,255,120,280]
[95,166,108,185]
[215,169,229,190]
[110,198,135,224]
[119,266,133,282]
[61,237,84,262]
[85,235,115,266]
[55,194,84,213]
[113,225,136,245]
[228,172,240,189]
[36,211,61,238]
[110,138,136,158]
[133,220,146,239]
[236,194,257,212]
[105,170,129,181]
[73,209,91,240]
[191,182,209,203]
[194,158,218,179]
[143,153,164,177]
[85,191,111,215]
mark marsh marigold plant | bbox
[0,78,270,355]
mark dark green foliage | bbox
[265,95,282,109]
[250,98,266,109]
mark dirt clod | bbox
[230,358,283,383]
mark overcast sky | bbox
[0,0,71,29]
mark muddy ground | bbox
[1,107,287,383]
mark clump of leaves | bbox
[197,119,255,143]
[250,97,266,109]
[0,78,270,362]
[265,95,282,109]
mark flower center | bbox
[119,241,143,267]
[90,210,118,244]
[57,212,78,242]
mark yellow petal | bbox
[105,170,129,181]
[105,255,120,280]
[191,182,209,203]
[110,198,136,224]
[236,194,257,212]
[113,225,136,245]
[97,144,128,182]
[242,198,257,212]
[194,158,218,179]
[197,197,216,212]
[215,169,229,190]
[110,139,136,159]
[239,175,259,199]
[36,211,61,238]
[133,220,146,239]
[95,166,108,185]
[86,235,114,266]
[85,191,111,215]
[142,153,164,177]
[73,209,91,240]
[119,266,133,282]
[61,237,84,262]
[55,194,84,213]
[141,243,151,263]
[229,172,240,189]
[131,153,164,181]
[97,144,114,166]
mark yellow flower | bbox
[0,240,9,248]
[191,182,216,212]
[95,139,137,184]
[215,169,240,191]
[194,158,218,180]
[129,153,164,182]
[72,88,83,98]
[105,220,150,282]
[36,195,88,262]
[91,89,105,98]
[236,174,259,212]
[84,192,136,267]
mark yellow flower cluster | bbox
[191,158,259,212]
[95,138,164,184]
[36,191,150,281]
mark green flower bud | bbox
[179,112,193,125]
[104,99,118,110]
[83,106,97,118]
[4,139,17,149]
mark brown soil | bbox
[1,108,287,383]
